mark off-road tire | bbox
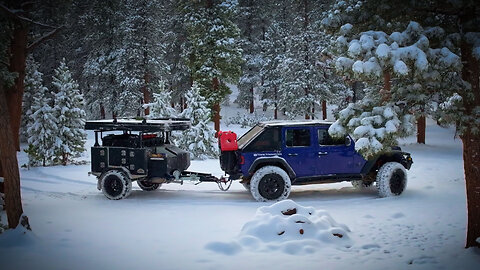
[137,180,161,191]
[376,162,407,197]
[250,166,291,202]
[100,170,132,200]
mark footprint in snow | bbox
[391,212,405,219]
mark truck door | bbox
[315,127,362,175]
[282,127,317,178]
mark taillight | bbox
[239,155,245,165]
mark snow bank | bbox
[206,200,352,255]
[0,222,35,248]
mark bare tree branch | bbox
[27,26,63,53]
[0,2,57,29]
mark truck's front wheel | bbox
[100,170,132,200]
[250,166,291,202]
[376,162,407,197]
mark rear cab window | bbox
[243,127,281,152]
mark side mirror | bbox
[345,136,351,147]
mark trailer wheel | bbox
[137,180,161,191]
[250,166,291,202]
[100,170,132,200]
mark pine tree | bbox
[24,62,57,167]
[323,0,480,248]
[82,0,131,119]
[258,1,292,119]
[277,0,331,120]
[52,59,86,165]
[236,0,267,113]
[180,0,243,133]
[176,82,218,159]
[145,80,177,118]
[119,0,169,117]
[21,56,41,142]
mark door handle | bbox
[288,153,298,156]
[318,152,328,156]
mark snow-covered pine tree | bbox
[180,0,243,133]
[176,82,218,159]
[145,80,177,118]
[82,0,136,118]
[277,0,331,120]
[52,59,87,165]
[118,0,169,117]
[162,1,191,109]
[257,1,293,119]
[24,66,57,167]
[326,19,461,158]
[236,0,267,113]
[323,0,480,248]
[21,56,42,142]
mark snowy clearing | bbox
[1,119,480,270]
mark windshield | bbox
[237,125,264,149]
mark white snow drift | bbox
[206,200,352,255]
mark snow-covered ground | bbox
[1,115,480,269]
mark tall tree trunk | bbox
[0,85,24,228]
[460,37,480,248]
[143,72,151,116]
[249,87,254,113]
[6,18,28,151]
[381,72,391,103]
[100,102,106,119]
[417,115,426,144]
[274,86,278,120]
[322,100,327,120]
[212,77,221,136]
[462,131,480,248]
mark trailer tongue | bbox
[85,118,232,200]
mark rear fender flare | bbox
[248,157,296,179]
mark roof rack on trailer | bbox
[85,118,191,132]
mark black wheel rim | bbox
[104,175,123,197]
[390,169,406,195]
[258,173,285,200]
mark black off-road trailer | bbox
[85,118,228,200]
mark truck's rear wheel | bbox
[250,166,291,202]
[376,162,407,197]
[137,180,160,191]
[100,170,132,200]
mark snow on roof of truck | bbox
[85,118,191,132]
[259,120,334,127]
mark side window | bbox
[318,129,345,146]
[286,129,311,147]
[243,127,281,152]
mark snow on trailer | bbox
[85,118,231,200]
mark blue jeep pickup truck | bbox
[218,120,413,202]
